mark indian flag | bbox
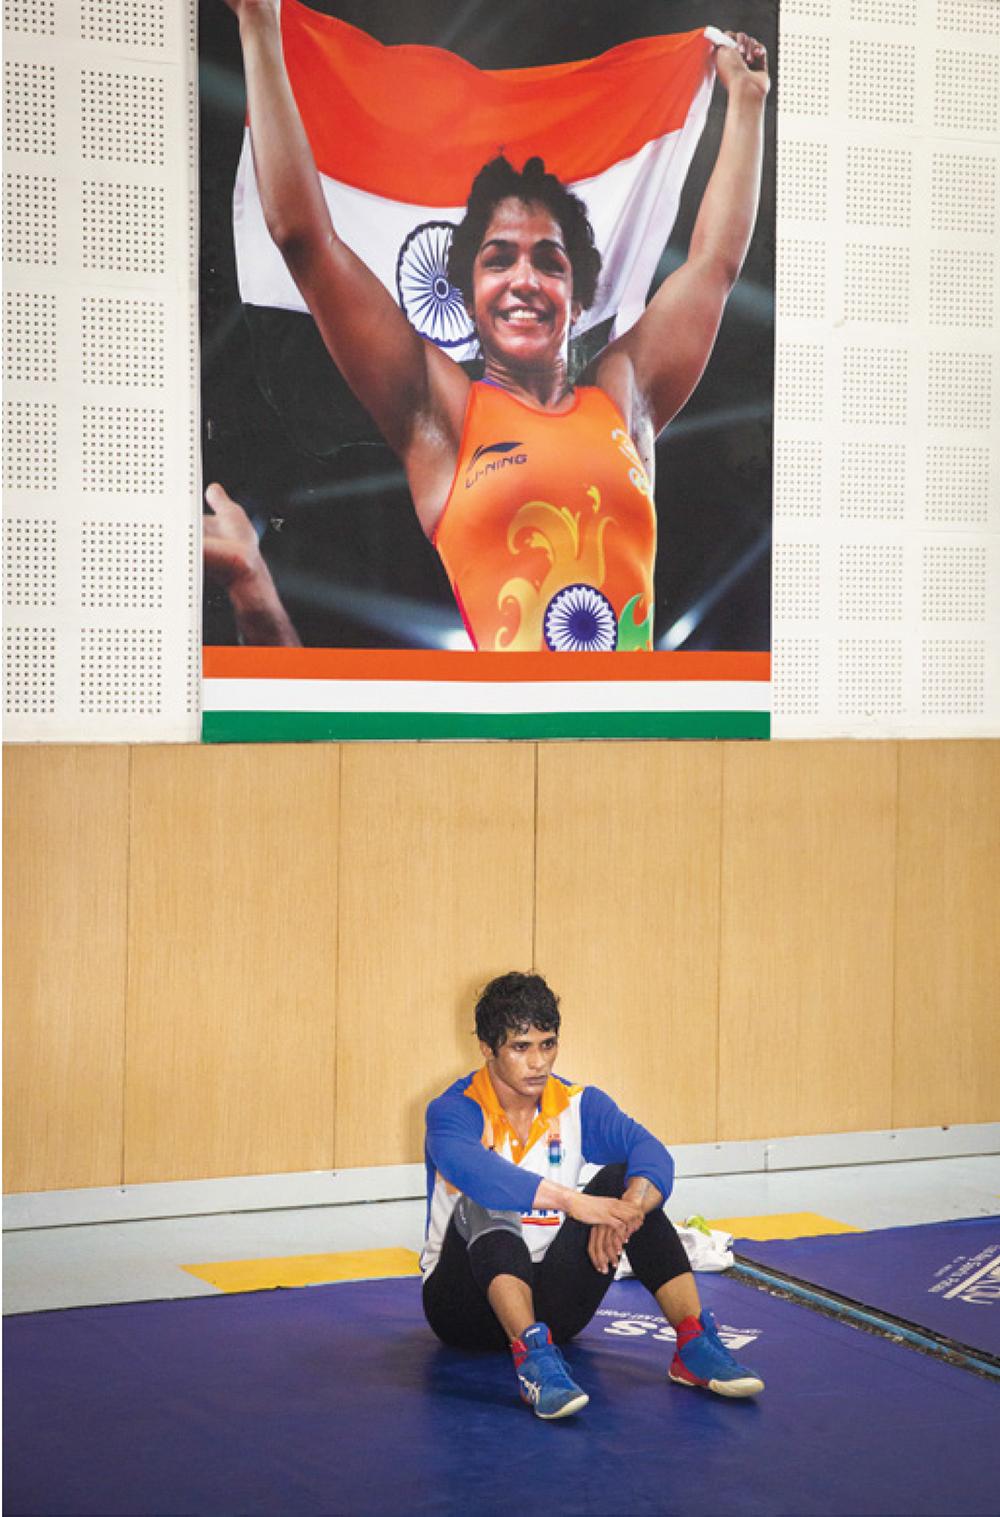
[234,0,728,358]
[203,650,771,742]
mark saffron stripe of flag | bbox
[203,648,770,684]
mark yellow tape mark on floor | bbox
[182,1246,421,1294]
[709,1212,859,1241]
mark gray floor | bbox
[4,1154,998,1315]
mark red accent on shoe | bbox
[669,1352,704,1387]
[511,1322,551,1369]
[675,1314,702,1350]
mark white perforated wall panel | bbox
[772,0,999,737]
[2,0,996,740]
[3,0,199,740]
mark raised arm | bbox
[598,33,769,437]
[224,0,466,477]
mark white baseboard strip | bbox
[4,1124,997,1232]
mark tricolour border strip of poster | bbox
[201,649,770,742]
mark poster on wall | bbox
[199,0,775,742]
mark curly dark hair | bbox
[447,155,602,313]
[475,971,561,1054]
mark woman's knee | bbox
[582,1162,627,1197]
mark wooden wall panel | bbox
[3,746,129,1192]
[534,743,723,1145]
[894,742,1000,1128]
[335,744,535,1168]
[718,742,898,1140]
[124,745,339,1182]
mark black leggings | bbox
[422,1164,691,1350]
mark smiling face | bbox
[469,198,580,372]
[480,1023,560,1107]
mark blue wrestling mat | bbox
[5,1274,999,1517]
[736,1216,1000,1359]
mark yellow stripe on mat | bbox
[182,1247,421,1294]
[709,1212,859,1241]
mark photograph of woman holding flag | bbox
[200,0,774,731]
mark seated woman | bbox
[207,1,769,649]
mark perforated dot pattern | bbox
[3,172,56,265]
[850,0,917,22]
[844,243,911,323]
[848,41,915,123]
[81,522,164,609]
[840,442,907,520]
[774,439,824,519]
[928,249,995,327]
[0,0,208,740]
[4,291,56,383]
[774,638,821,715]
[940,0,1000,29]
[81,298,165,388]
[3,519,55,607]
[81,407,165,494]
[925,446,991,525]
[81,181,166,275]
[774,543,821,619]
[837,639,904,715]
[934,50,999,132]
[4,61,56,156]
[187,521,197,610]
[80,629,162,715]
[776,342,825,423]
[4,401,56,490]
[4,627,55,715]
[846,146,913,229]
[3,0,55,36]
[188,186,198,284]
[921,544,987,620]
[927,352,993,429]
[921,639,985,714]
[187,409,198,497]
[778,141,829,222]
[842,347,909,426]
[930,153,997,235]
[187,629,199,714]
[839,545,904,620]
[778,35,831,116]
[777,239,827,320]
[81,71,166,166]
[80,0,165,50]
[783,0,831,15]
[937,0,1000,32]
[187,79,197,174]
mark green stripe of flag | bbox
[202,710,770,743]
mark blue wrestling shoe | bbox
[512,1323,589,1420]
[669,1310,764,1398]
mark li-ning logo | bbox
[464,439,527,488]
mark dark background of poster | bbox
[200,0,776,651]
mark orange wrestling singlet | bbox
[433,382,656,652]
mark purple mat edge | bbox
[733,1214,1000,1358]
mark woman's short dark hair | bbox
[447,155,602,313]
[475,971,561,1053]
